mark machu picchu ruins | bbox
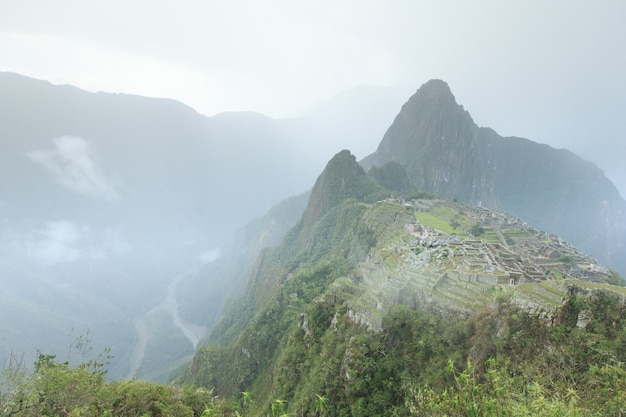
[328,197,624,331]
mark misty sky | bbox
[1,1,625,196]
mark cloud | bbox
[102,227,133,256]
[199,248,220,265]
[6,221,133,265]
[28,136,121,202]
[27,220,104,265]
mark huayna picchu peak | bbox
[362,79,626,276]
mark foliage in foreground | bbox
[188,290,626,416]
[0,353,233,417]
[3,291,626,416]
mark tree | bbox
[272,399,288,417]
[469,223,485,237]
[315,394,328,416]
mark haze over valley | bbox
[0,72,412,378]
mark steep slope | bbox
[181,149,624,416]
[298,150,387,234]
[183,150,387,389]
[176,191,310,334]
[362,80,626,274]
[246,150,388,307]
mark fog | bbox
[28,136,122,203]
[1,1,624,195]
[0,1,624,379]
[0,72,407,379]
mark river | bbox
[127,268,209,378]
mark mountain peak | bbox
[365,79,476,172]
[362,79,626,274]
[400,79,461,114]
[303,150,365,223]
[414,79,454,100]
[300,150,384,233]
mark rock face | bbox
[362,80,626,274]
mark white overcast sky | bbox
[1,0,625,196]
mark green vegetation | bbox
[6,292,626,416]
[414,211,459,235]
[167,177,626,415]
[412,206,489,240]
[481,229,500,243]
[551,269,564,281]
[406,191,436,200]
[139,310,195,381]
[180,273,624,416]
[368,161,412,192]
[0,352,224,417]
[469,223,485,237]
[606,269,626,287]
[501,227,534,240]
[566,278,626,296]
[413,206,476,238]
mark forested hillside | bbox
[170,150,626,416]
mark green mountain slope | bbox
[178,150,626,416]
[176,191,311,335]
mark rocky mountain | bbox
[297,150,387,234]
[362,79,626,275]
[180,149,625,415]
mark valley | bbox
[128,267,209,379]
